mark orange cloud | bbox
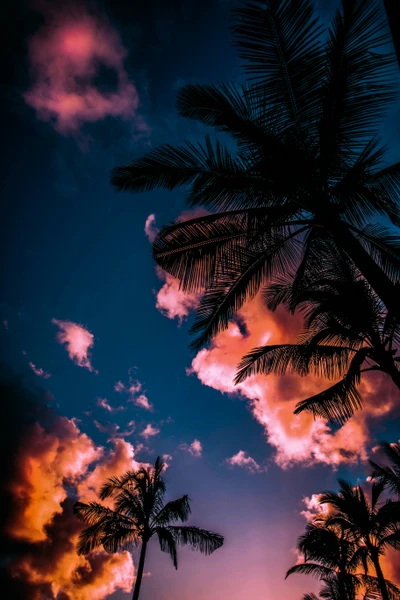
[23,3,144,135]
[52,318,97,373]
[188,295,399,468]
[4,413,148,598]
[224,450,265,474]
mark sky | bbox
[1,0,400,599]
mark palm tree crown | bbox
[73,457,224,600]
[319,480,400,600]
[112,0,400,353]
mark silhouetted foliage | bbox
[370,441,400,498]
[73,456,224,600]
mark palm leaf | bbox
[155,527,178,569]
[166,526,224,554]
[152,495,191,527]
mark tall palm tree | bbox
[370,441,400,497]
[320,480,400,600]
[73,457,224,600]
[235,261,400,424]
[286,519,380,600]
[112,0,400,352]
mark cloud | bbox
[28,362,51,379]
[188,295,398,469]
[52,319,97,373]
[114,375,153,410]
[23,3,145,136]
[94,420,135,439]
[144,214,158,243]
[300,494,331,522]
[3,407,150,599]
[155,267,200,324]
[180,439,203,458]
[2,319,8,330]
[224,450,264,474]
[140,424,160,439]
[96,397,124,413]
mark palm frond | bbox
[232,0,324,128]
[286,562,334,580]
[152,495,191,527]
[351,223,400,284]
[155,527,178,569]
[166,526,224,555]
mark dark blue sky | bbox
[1,1,400,598]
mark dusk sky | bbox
[2,0,400,598]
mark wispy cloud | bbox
[52,319,97,373]
[23,4,146,136]
[28,362,51,379]
[224,450,265,474]
[94,419,135,438]
[155,267,200,324]
[96,397,124,413]
[144,214,158,243]
[140,424,160,439]
[180,439,203,458]
[114,374,153,410]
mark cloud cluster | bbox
[224,450,265,474]
[155,267,200,324]
[188,295,398,469]
[29,361,51,379]
[3,406,147,598]
[52,319,97,373]
[114,375,153,410]
[23,3,144,135]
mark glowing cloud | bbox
[23,4,144,135]
[52,319,97,373]
[300,494,330,522]
[144,214,158,243]
[114,375,153,410]
[4,414,148,598]
[188,295,398,469]
[141,424,160,439]
[225,450,264,474]
[29,362,51,379]
[180,439,203,458]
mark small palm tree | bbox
[73,457,224,600]
[370,441,400,497]
[235,262,400,424]
[320,480,400,600]
[112,0,400,352]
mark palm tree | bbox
[319,480,400,600]
[235,260,400,424]
[112,0,400,352]
[370,441,400,497]
[73,457,224,600]
[286,519,378,600]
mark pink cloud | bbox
[144,214,158,243]
[52,318,97,373]
[188,295,399,469]
[94,419,135,438]
[96,397,124,413]
[180,439,203,458]
[155,267,200,324]
[23,4,146,136]
[300,494,330,522]
[114,380,125,392]
[134,393,152,411]
[140,424,160,439]
[29,361,51,379]
[224,450,264,474]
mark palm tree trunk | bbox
[327,221,400,320]
[383,0,400,70]
[372,555,389,600]
[132,541,148,600]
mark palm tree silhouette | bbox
[286,519,384,600]
[112,0,400,351]
[73,457,224,600]
[319,480,400,600]
[235,261,400,424]
[370,441,400,497]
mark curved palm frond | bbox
[155,527,178,569]
[370,441,400,496]
[152,495,191,527]
[166,526,224,555]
